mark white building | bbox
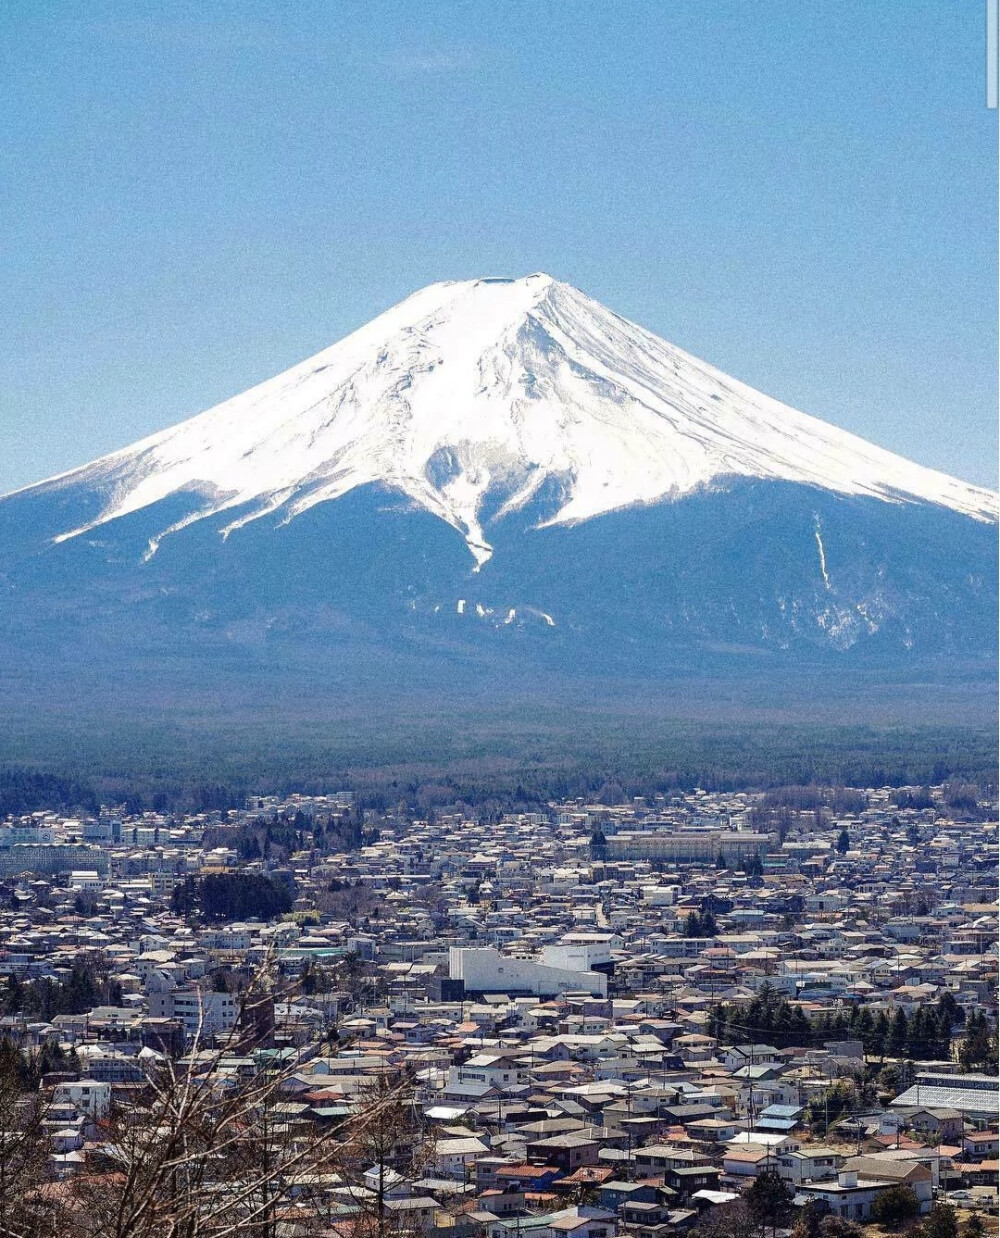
[641,885,680,907]
[149,983,238,1039]
[434,1136,490,1179]
[540,933,620,973]
[53,1079,111,1119]
[0,824,55,846]
[797,1164,933,1221]
[445,1053,523,1093]
[69,870,103,891]
[449,947,607,997]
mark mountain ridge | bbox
[0,274,995,687]
[11,273,995,575]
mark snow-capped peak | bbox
[23,273,998,565]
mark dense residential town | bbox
[0,782,997,1237]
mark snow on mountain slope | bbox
[19,272,997,567]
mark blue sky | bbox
[1,0,996,491]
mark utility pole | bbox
[824,1069,830,1139]
[624,1079,634,1181]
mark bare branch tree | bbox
[0,959,428,1238]
[0,1040,66,1238]
[335,1071,425,1238]
[61,959,333,1237]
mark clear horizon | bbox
[1,1,997,492]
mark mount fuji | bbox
[1,273,996,712]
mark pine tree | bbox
[935,1010,952,1060]
[888,1007,909,1055]
[959,1010,998,1071]
[906,1006,926,1059]
[919,1203,958,1238]
[873,1010,891,1061]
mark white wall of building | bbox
[449,947,607,997]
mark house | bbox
[796,1173,890,1223]
[664,1165,722,1199]
[546,1208,618,1238]
[721,1147,771,1179]
[662,1103,724,1126]
[50,1126,84,1153]
[473,1189,527,1217]
[556,1168,614,1198]
[720,1045,780,1072]
[493,1208,616,1238]
[726,1131,799,1156]
[896,1107,965,1142]
[739,1076,803,1112]
[960,1160,999,1188]
[477,1157,523,1191]
[434,1137,490,1179]
[684,1117,740,1143]
[619,1199,675,1236]
[525,1134,601,1172]
[963,1131,1000,1161]
[797,1163,933,1221]
[446,1053,523,1092]
[495,1165,563,1193]
[632,1146,704,1176]
[384,1197,440,1231]
[598,1181,659,1211]
[843,1157,933,1207]
[361,1165,409,1198]
[754,1104,804,1134]
[730,1063,784,1087]
[858,1146,956,1189]
[775,1146,842,1185]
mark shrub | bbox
[870,1184,920,1225]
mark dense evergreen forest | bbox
[0,719,995,817]
[0,770,99,817]
[170,873,293,922]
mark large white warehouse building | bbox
[449,945,608,997]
